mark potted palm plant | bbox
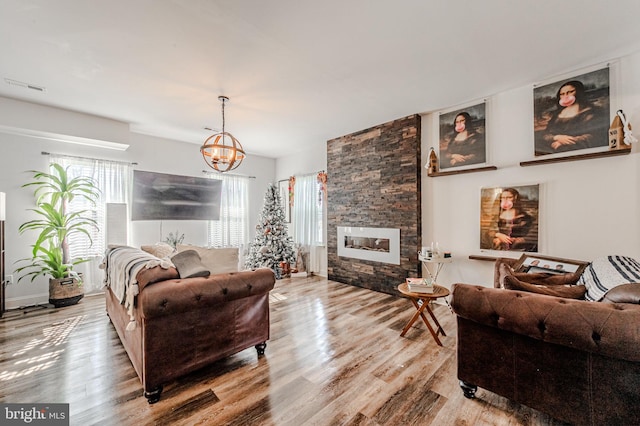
[16,163,100,307]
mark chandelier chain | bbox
[221,98,226,134]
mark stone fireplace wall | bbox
[327,114,421,295]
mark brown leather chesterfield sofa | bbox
[450,259,640,425]
[103,246,276,403]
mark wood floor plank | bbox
[0,278,569,425]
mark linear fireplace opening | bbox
[337,226,400,265]
[344,236,390,252]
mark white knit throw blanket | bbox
[101,246,174,330]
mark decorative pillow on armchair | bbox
[503,275,586,299]
[602,283,640,304]
[494,258,518,288]
[496,258,586,299]
[578,256,640,301]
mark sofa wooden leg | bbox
[255,342,267,356]
[144,385,163,404]
[460,380,477,399]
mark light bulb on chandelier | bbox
[200,96,246,172]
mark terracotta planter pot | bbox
[49,276,84,308]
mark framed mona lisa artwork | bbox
[533,66,610,157]
[438,101,487,170]
[480,184,540,253]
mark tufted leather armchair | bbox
[451,279,640,425]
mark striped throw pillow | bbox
[578,256,640,301]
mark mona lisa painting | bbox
[480,184,539,252]
[533,67,610,156]
[438,102,486,170]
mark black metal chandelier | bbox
[200,96,246,172]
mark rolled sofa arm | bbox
[137,268,276,319]
[451,283,640,363]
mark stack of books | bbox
[406,277,434,294]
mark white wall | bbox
[422,53,640,291]
[0,99,275,308]
[275,143,327,182]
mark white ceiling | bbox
[2,0,640,159]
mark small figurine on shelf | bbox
[609,109,638,150]
[427,147,438,175]
[617,110,637,146]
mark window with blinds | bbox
[207,173,250,247]
[50,155,131,259]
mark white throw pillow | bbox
[176,244,239,274]
[141,242,175,259]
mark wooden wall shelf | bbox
[468,255,499,262]
[469,254,523,262]
[428,165,497,177]
[520,148,631,167]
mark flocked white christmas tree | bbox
[245,183,296,279]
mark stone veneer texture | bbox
[327,114,421,295]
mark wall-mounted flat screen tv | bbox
[132,170,222,221]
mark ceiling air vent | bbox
[4,78,46,93]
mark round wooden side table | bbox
[397,282,450,346]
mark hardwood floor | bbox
[0,276,568,426]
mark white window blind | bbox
[50,155,132,259]
[207,173,250,247]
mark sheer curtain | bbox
[292,174,324,273]
[50,154,132,293]
[207,173,250,248]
